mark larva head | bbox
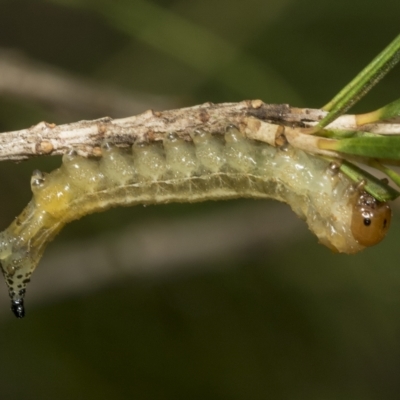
[351,192,391,247]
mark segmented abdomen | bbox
[0,125,369,316]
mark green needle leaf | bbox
[356,97,400,125]
[368,159,400,188]
[339,160,400,201]
[319,136,400,159]
[320,129,377,139]
[318,34,400,129]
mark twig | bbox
[1,100,400,162]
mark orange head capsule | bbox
[351,192,391,247]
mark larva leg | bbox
[164,133,199,178]
[189,129,226,173]
[99,143,136,186]
[132,141,166,180]
[0,127,390,317]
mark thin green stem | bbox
[317,34,400,129]
[339,160,400,201]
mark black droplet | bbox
[11,299,25,318]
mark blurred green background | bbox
[0,0,399,399]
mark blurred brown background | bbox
[0,1,399,399]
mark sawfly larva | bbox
[0,126,391,318]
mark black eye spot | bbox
[383,219,387,228]
[363,218,371,226]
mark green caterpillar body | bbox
[0,126,390,317]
